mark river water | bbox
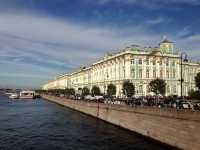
[0,95,177,150]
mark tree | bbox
[195,72,200,91]
[69,88,75,96]
[91,86,101,96]
[149,78,166,96]
[64,88,70,96]
[122,80,135,98]
[78,88,82,95]
[188,89,200,100]
[60,89,65,95]
[107,84,116,98]
[82,87,90,97]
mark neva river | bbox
[0,95,177,150]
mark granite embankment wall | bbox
[42,95,200,150]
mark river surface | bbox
[0,95,177,150]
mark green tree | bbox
[188,89,200,100]
[69,88,75,96]
[122,80,135,98]
[195,72,200,91]
[64,88,70,96]
[107,84,116,98]
[82,87,90,97]
[91,86,101,96]
[60,89,65,95]
[149,78,166,96]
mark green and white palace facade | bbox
[42,39,200,97]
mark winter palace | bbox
[42,39,200,97]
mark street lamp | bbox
[104,71,109,95]
[180,52,188,99]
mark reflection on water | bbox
[0,95,177,150]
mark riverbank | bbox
[42,94,200,150]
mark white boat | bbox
[19,90,35,99]
[9,93,19,99]
[5,92,14,95]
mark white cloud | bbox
[176,27,191,37]
[187,34,200,41]
[146,17,168,25]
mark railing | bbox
[42,94,200,122]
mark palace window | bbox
[138,58,142,65]
[139,85,143,94]
[166,70,170,78]
[159,59,162,66]
[160,69,163,78]
[166,59,169,66]
[172,60,176,66]
[172,69,176,78]
[153,69,156,78]
[131,68,135,78]
[173,85,177,94]
[147,85,151,93]
[153,59,156,65]
[131,59,135,64]
[167,85,170,93]
[146,58,149,65]
[146,69,150,78]
[139,69,143,78]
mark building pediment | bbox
[149,50,163,56]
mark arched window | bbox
[138,58,142,65]
[146,69,150,78]
[131,59,135,64]
[153,59,156,65]
[146,58,149,65]
[139,69,143,78]
[131,68,135,78]
[166,70,170,78]
[153,70,156,78]
[160,69,163,78]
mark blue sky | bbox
[0,0,200,89]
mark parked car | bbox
[75,94,81,100]
[84,95,95,101]
[113,100,121,105]
[59,94,65,97]
[69,95,75,100]
[94,95,104,100]
[180,101,193,109]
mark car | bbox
[69,95,75,100]
[75,94,81,100]
[94,95,104,100]
[84,95,95,101]
[113,100,121,105]
[180,102,193,109]
[59,94,65,97]
[182,102,190,109]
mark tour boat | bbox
[19,90,35,99]
[9,93,19,99]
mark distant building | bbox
[42,39,200,97]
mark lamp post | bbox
[180,52,188,99]
[104,71,109,96]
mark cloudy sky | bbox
[0,0,200,89]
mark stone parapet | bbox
[42,95,200,150]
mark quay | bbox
[42,95,200,150]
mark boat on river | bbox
[9,93,19,99]
[19,90,35,99]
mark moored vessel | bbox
[19,90,35,99]
[9,93,19,99]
